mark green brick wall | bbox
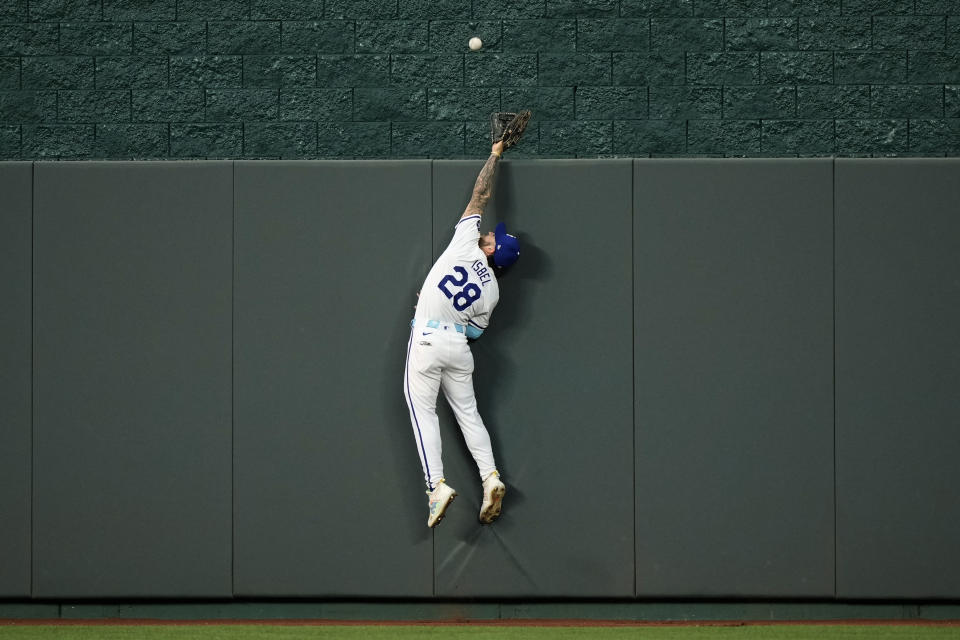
[1,0,958,159]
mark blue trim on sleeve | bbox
[457,215,481,226]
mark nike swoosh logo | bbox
[422,331,433,336]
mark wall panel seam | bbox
[231,160,237,599]
[631,159,637,599]
[30,161,35,600]
[832,157,838,600]
[430,159,436,598]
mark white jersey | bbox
[414,214,499,334]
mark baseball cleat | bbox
[478,471,506,524]
[426,480,457,528]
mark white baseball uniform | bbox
[404,214,500,490]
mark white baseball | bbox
[468,37,483,51]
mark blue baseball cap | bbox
[493,222,520,269]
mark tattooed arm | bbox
[461,141,504,219]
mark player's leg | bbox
[440,352,505,523]
[439,344,497,481]
[403,331,445,490]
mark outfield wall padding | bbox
[31,162,234,598]
[835,159,960,599]
[634,160,835,597]
[0,159,957,600]
[431,160,635,597]
[0,163,32,598]
[232,161,434,597]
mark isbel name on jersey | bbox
[472,259,492,287]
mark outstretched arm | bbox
[461,141,504,219]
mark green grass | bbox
[1,625,959,640]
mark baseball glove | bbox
[490,110,532,150]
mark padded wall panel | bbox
[233,161,434,596]
[836,159,960,598]
[431,160,635,597]
[634,160,835,597]
[0,163,32,597]
[33,162,233,598]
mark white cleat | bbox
[478,471,506,524]
[426,480,457,528]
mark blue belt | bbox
[412,319,466,334]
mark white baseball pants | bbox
[404,321,497,490]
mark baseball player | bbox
[403,139,521,528]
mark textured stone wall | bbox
[1,0,958,159]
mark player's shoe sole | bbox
[427,483,457,528]
[478,483,505,524]
[429,494,455,528]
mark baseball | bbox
[468,37,483,51]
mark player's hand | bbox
[492,141,504,156]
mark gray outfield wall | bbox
[0,159,958,600]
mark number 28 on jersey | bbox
[437,260,491,311]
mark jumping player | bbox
[403,139,520,528]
